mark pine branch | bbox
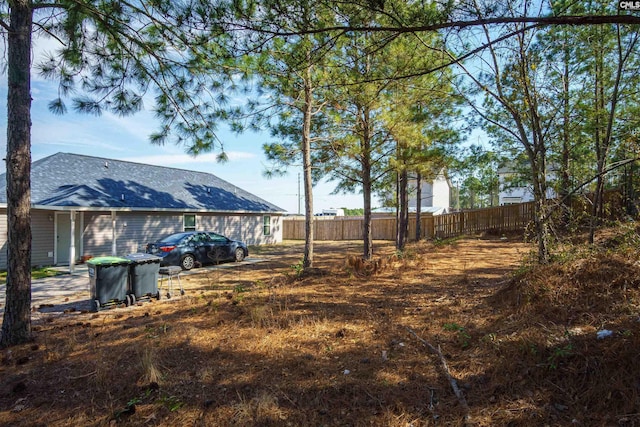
[405,326,471,424]
[240,15,640,37]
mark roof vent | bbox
[104,161,109,169]
[121,194,125,201]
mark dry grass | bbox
[1,229,639,426]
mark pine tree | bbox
[0,0,232,346]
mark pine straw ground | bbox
[2,224,640,427]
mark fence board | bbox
[283,215,438,241]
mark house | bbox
[321,208,345,217]
[408,169,450,214]
[371,206,447,216]
[376,169,451,215]
[0,153,285,270]
[498,164,557,205]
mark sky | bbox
[0,55,375,215]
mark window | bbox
[208,232,227,242]
[184,214,196,231]
[263,216,271,236]
[191,232,211,244]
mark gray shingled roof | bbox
[0,152,284,212]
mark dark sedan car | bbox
[146,231,248,270]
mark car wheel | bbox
[235,248,245,262]
[181,254,196,270]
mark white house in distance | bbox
[498,165,557,205]
[372,168,451,216]
[408,169,451,215]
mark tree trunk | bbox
[1,1,33,348]
[531,156,551,264]
[395,169,400,245]
[415,172,422,241]
[534,198,551,263]
[589,42,604,245]
[396,168,408,250]
[302,62,314,270]
[362,166,373,259]
[361,107,373,260]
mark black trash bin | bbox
[87,256,132,311]
[125,253,162,303]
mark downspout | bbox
[111,211,117,256]
[69,210,76,273]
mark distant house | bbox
[0,153,285,270]
[375,169,450,215]
[497,164,557,205]
[408,169,450,214]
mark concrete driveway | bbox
[0,257,266,320]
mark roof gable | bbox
[0,153,284,212]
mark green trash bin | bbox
[124,253,162,303]
[87,256,132,311]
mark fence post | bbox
[431,216,435,239]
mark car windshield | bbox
[161,233,193,244]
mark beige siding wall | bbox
[272,215,283,243]
[0,209,55,269]
[115,212,185,254]
[223,216,242,242]
[82,213,115,257]
[247,214,281,245]
[197,215,225,234]
[83,212,185,257]
[32,210,55,267]
[198,214,281,245]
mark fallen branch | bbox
[69,370,97,380]
[406,326,471,423]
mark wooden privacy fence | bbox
[282,190,625,241]
[282,190,623,244]
[283,202,535,241]
[433,202,535,239]
[284,216,432,241]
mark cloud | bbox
[101,110,158,142]
[36,138,123,152]
[224,151,257,161]
[122,151,256,167]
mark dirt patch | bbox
[0,232,638,426]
